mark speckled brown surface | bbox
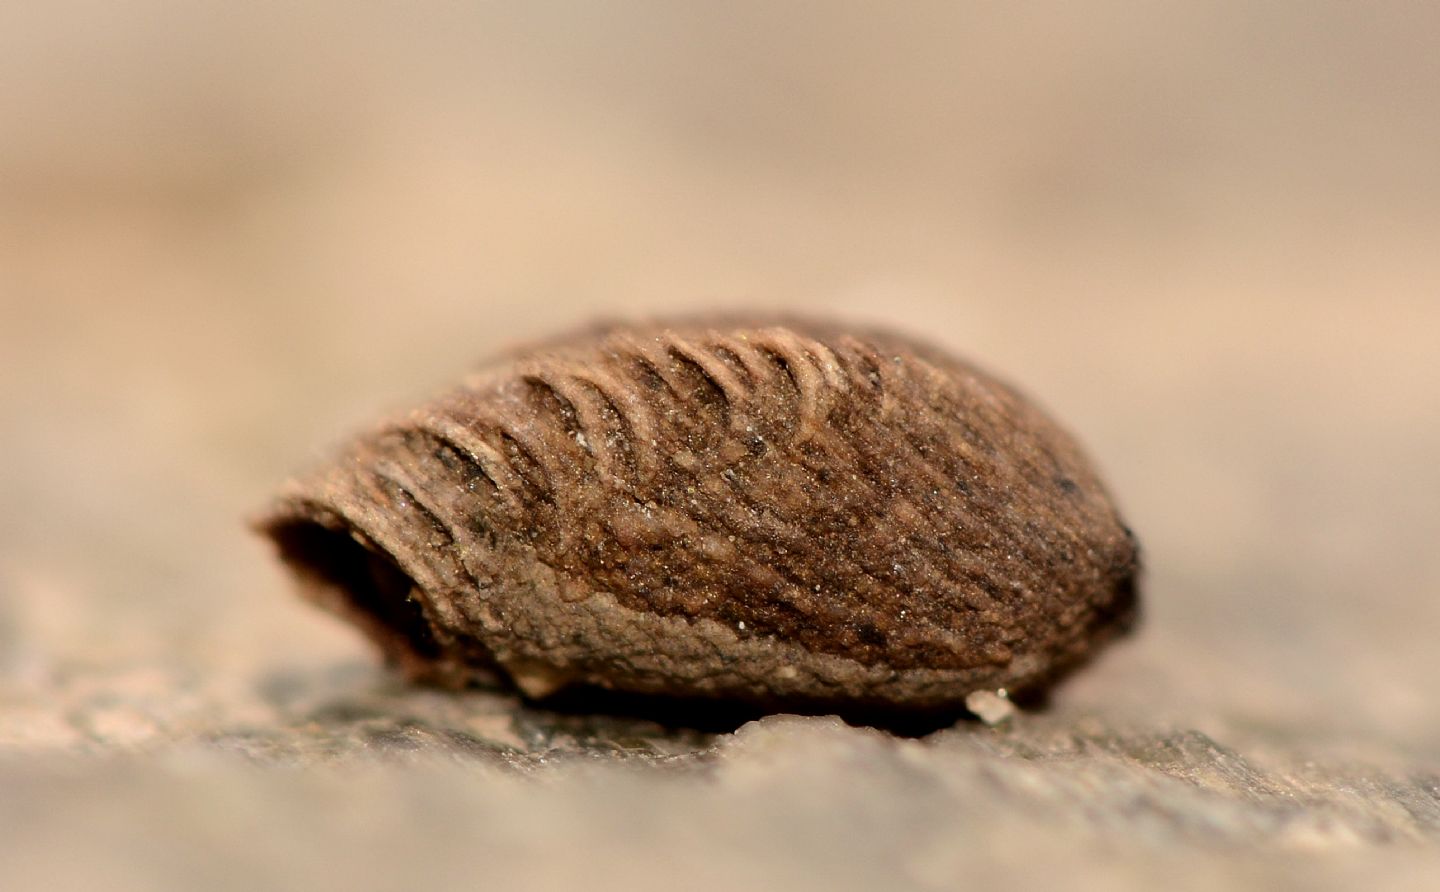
[3,3,1440,890]
[259,319,1137,710]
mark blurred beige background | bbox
[2,2,1439,889]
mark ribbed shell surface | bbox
[259,319,1139,711]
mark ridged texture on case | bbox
[258,318,1139,711]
